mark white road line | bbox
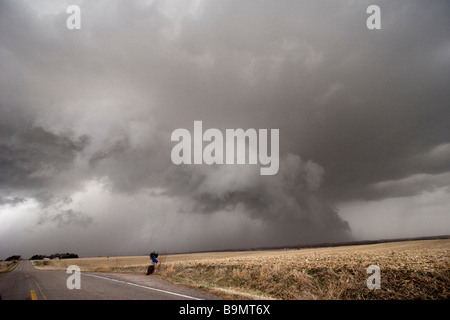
[83,273,203,300]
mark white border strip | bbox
[83,273,203,300]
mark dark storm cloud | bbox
[160,154,350,239]
[0,106,89,204]
[1,0,449,257]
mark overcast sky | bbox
[1,0,449,259]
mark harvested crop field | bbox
[32,239,450,300]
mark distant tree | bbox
[5,255,21,261]
[30,253,79,260]
[60,253,78,259]
[30,255,45,260]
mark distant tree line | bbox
[4,255,21,261]
[30,253,79,260]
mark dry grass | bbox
[156,239,450,300]
[32,239,450,300]
[0,260,20,273]
[32,255,152,273]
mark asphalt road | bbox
[0,260,221,300]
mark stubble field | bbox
[32,239,450,300]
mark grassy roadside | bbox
[0,260,20,274]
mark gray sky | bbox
[1,0,449,259]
